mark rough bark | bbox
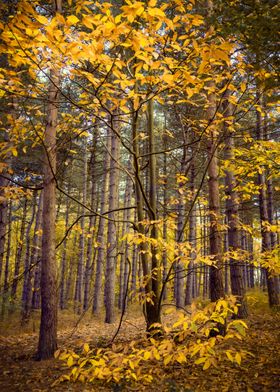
[104,125,120,323]
[37,0,62,359]
[93,130,111,315]
[21,192,37,321]
[185,162,196,305]
[83,139,97,311]
[22,192,43,323]
[10,197,28,304]
[223,96,248,318]
[132,107,161,331]
[256,91,279,307]
[59,189,70,310]
[74,142,87,314]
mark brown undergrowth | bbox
[0,295,279,392]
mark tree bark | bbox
[223,95,248,318]
[256,91,279,307]
[93,130,111,315]
[37,0,62,359]
[104,124,120,323]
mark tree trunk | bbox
[21,192,38,322]
[10,196,28,305]
[22,192,43,323]
[0,175,9,284]
[93,130,111,315]
[223,95,248,318]
[256,91,279,307]
[37,0,62,359]
[132,106,161,331]
[104,124,120,323]
[74,142,87,314]
[59,189,70,310]
[83,138,97,311]
[185,162,196,305]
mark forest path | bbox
[0,308,279,391]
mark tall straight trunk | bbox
[104,125,120,323]
[118,175,133,310]
[1,201,12,318]
[21,192,37,314]
[205,1,225,305]
[65,227,79,306]
[74,143,87,314]
[93,131,111,314]
[130,233,138,301]
[132,106,160,331]
[83,139,97,311]
[37,0,62,359]
[22,192,43,323]
[59,189,70,310]
[175,133,189,307]
[11,197,28,303]
[0,176,9,283]
[224,216,229,295]
[162,134,168,301]
[148,100,161,321]
[223,95,248,318]
[256,91,279,307]
[207,91,225,302]
[185,162,196,305]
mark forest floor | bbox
[0,294,279,392]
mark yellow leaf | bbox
[203,359,211,370]
[235,352,242,365]
[83,343,90,353]
[67,15,79,25]
[164,354,172,365]
[195,357,207,365]
[240,82,246,93]
[143,351,151,360]
[36,15,49,25]
[67,355,74,367]
[149,0,157,7]
[226,351,234,362]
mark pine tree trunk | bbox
[223,96,248,318]
[37,0,62,358]
[83,139,97,311]
[207,88,225,302]
[1,201,12,318]
[59,190,70,310]
[22,192,43,323]
[104,125,120,323]
[256,91,279,307]
[11,197,28,305]
[132,107,160,331]
[0,175,9,284]
[21,192,38,322]
[185,161,196,305]
[93,130,111,315]
[74,142,87,314]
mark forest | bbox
[0,0,279,390]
